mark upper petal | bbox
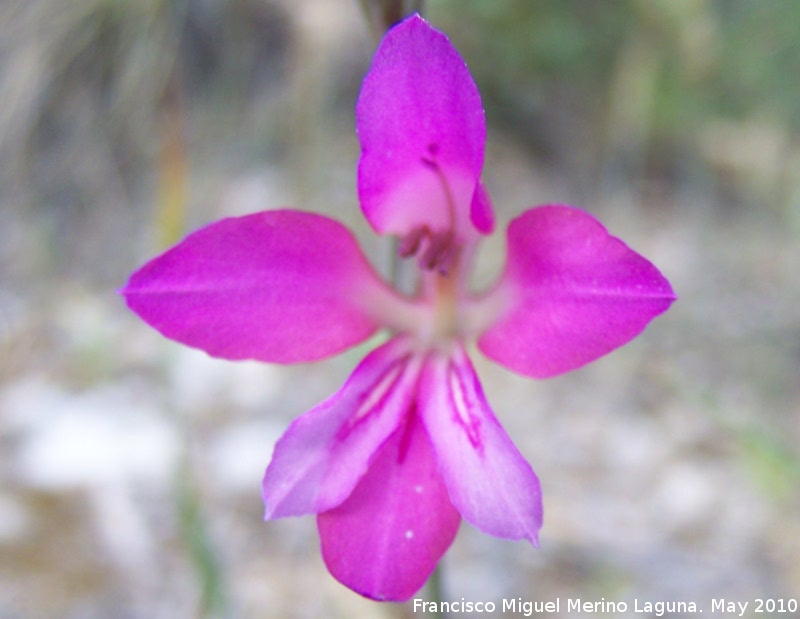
[478,205,677,378]
[419,344,542,543]
[356,14,490,240]
[317,413,460,602]
[262,336,418,518]
[122,210,403,363]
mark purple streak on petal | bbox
[478,205,677,378]
[318,413,460,602]
[419,345,542,543]
[356,15,490,239]
[122,210,399,363]
[262,336,419,518]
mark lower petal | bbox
[262,337,417,518]
[317,414,460,602]
[419,345,542,543]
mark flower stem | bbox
[427,563,446,618]
[176,459,229,617]
[357,0,426,41]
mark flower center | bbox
[391,145,485,348]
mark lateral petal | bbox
[478,205,676,378]
[317,413,460,602]
[122,210,402,363]
[262,337,418,518]
[419,345,542,543]
[356,14,490,240]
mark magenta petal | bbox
[470,181,495,234]
[262,337,418,518]
[479,205,677,378]
[317,414,460,602]
[419,345,542,543]
[356,15,490,239]
[122,210,398,363]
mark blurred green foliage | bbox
[433,0,800,125]
[717,1,800,124]
[435,0,633,83]
[739,427,800,502]
[431,0,800,195]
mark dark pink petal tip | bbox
[122,210,395,364]
[479,205,676,379]
[318,414,460,601]
[356,14,491,240]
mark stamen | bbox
[420,230,460,275]
[398,227,461,275]
[398,226,426,257]
[420,142,440,168]
[396,145,464,274]
[419,231,450,270]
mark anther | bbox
[399,227,460,275]
[398,226,427,258]
[420,230,459,275]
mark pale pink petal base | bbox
[122,210,399,363]
[318,414,461,602]
[479,205,676,378]
[420,345,542,543]
[262,337,417,518]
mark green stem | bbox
[427,563,445,617]
[176,458,229,618]
[357,0,426,42]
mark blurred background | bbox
[1,0,798,617]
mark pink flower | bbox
[121,15,675,601]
